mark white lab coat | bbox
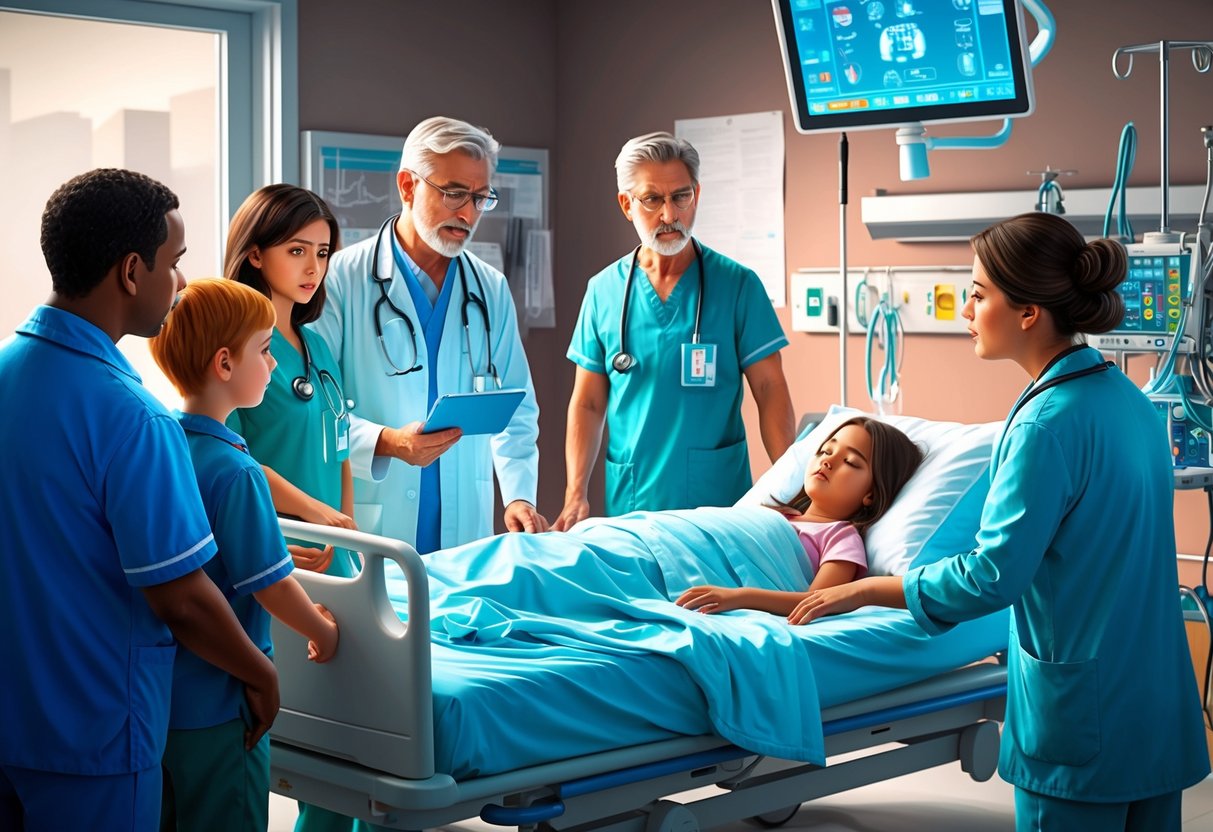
[311,222,540,549]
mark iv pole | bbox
[1113,40,1213,243]
[838,133,849,407]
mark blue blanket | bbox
[389,506,835,762]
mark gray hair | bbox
[399,116,500,177]
[615,132,700,193]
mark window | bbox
[0,0,296,404]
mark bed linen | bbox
[383,506,1008,779]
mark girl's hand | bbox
[307,604,339,663]
[299,498,357,530]
[676,585,745,614]
[288,544,334,573]
[788,582,868,625]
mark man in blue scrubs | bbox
[0,169,280,830]
[554,132,795,527]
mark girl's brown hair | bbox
[770,416,924,535]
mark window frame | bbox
[0,0,298,217]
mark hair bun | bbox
[1073,238,1125,294]
[1067,238,1127,333]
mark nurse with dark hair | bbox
[796,212,1210,831]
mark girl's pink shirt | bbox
[787,519,868,579]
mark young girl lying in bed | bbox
[676,416,922,624]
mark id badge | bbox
[681,343,717,387]
[324,412,351,463]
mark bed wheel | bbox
[645,800,699,832]
[745,805,801,828]
[959,720,1000,782]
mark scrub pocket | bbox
[354,503,383,536]
[687,439,751,508]
[605,458,636,515]
[1008,646,1101,766]
[128,644,177,769]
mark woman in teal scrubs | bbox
[226,185,360,832]
[796,212,1209,831]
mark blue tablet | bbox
[422,389,526,435]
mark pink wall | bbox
[299,0,1213,561]
[551,0,1213,564]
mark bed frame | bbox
[270,520,1007,831]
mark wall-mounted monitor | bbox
[772,0,1035,133]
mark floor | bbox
[267,760,1213,831]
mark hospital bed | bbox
[268,410,1009,830]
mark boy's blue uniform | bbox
[161,412,294,831]
[0,307,217,829]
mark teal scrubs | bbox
[230,327,357,578]
[567,241,787,514]
[904,347,1209,817]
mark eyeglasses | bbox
[628,189,697,213]
[407,169,499,212]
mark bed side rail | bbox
[270,520,434,779]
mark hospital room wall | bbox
[295,0,1212,564]
[551,0,1213,568]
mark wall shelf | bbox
[861,184,1208,242]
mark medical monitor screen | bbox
[773,0,1034,133]
[1115,251,1189,337]
[1088,248,1192,353]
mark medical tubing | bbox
[854,277,869,328]
[1104,122,1137,240]
[864,295,903,413]
[1178,581,1213,730]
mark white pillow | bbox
[736,406,1001,576]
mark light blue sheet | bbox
[385,507,1009,777]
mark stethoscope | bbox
[370,215,500,390]
[612,239,705,374]
[1007,348,1113,424]
[291,329,352,417]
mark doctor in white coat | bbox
[313,116,547,554]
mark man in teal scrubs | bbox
[554,132,795,527]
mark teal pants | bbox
[1014,787,1182,831]
[295,802,368,832]
[160,718,269,832]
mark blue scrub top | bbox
[568,242,787,514]
[0,307,217,775]
[905,347,1210,801]
[393,237,455,555]
[229,327,358,577]
[171,412,294,730]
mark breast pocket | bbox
[1007,645,1102,766]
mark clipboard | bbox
[422,389,526,435]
